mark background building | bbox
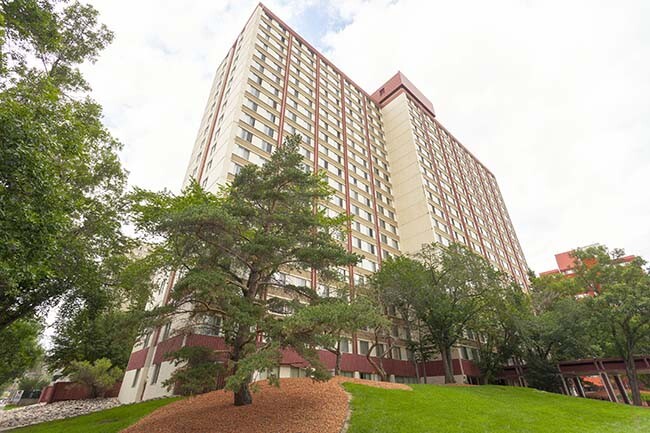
[540,244,635,296]
[119,3,528,403]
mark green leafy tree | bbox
[0,319,43,385]
[472,282,527,384]
[163,346,226,396]
[520,272,596,392]
[68,357,122,398]
[49,308,146,372]
[130,134,358,406]
[369,256,432,382]
[372,244,507,384]
[573,246,650,406]
[48,254,153,372]
[1,0,129,330]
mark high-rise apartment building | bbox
[118,3,528,403]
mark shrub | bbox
[68,358,123,398]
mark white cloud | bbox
[81,0,650,273]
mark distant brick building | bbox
[540,244,635,295]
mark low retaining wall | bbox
[39,381,121,403]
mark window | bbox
[196,315,222,336]
[392,347,402,360]
[131,369,141,387]
[141,331,152,348]
[359,340,369,356]
[161,322,171,341]
[240,129,253,142]
[150,363,161,385]
[236,145,250,160]
[340,339,350,353]
[262,141,274,153]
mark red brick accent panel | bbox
[126,348,148,371]
[460,359,482,377]
[38,386,54,403]
[38,381,121,403]
[153,335,185,364]
[280,347,478,378]
[129,334,480,379]
[185,334,229,350]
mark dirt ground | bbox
[121,377,410,433]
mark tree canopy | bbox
[372,243,508,383]
[573,246,650,406]
[1,0,130,331]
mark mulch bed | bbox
[121,377,410,433]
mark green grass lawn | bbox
[343,383,650,433]
[8,397,180,433]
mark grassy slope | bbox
[9,398,180,433]
[344,383,650,433]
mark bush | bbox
[163,346,224,396]
[68,358,123,398]
[523,357,563,393]
[19,375,50,398]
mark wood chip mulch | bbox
[121,377,410,433]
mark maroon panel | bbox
[371,71,435,117]
[51,382,89,401]
[153,335,185,364]
[185,334,228,351]
[126,348,148,371]
[45,381,121,403]
[601,360,627,371]
[38,386,54,403]
[460,359,481,377]
[281,348,420,377]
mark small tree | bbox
[520,272,596,393]
[131,134,358,406]
[472,282,527,384]
[369,256,432,382]
[68,358,123,398]
[163,346,225,396]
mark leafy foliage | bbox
[68,358,122,398]
[573,246,650,406]
[0,319,43,385]
[0,0,130,331]
[472,282,527,384]
[372,243,508,383]
[18,375,50,394]
[517,272,596,392]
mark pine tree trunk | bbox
[624,351,642,406]
[335,349,342,376]
[366,352,388,381]
[231,323,253,406]
[234,383,252,406]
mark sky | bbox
[81,0,650,273]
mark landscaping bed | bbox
[122,377,409,433]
